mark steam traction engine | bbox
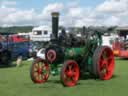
[30,12,115,87]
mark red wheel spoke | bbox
[34,63,38,69]
[65,71,69,77]
[33,72,38,77]
[107,62,113,72]
[44,74,49,80]
[33,67,38,72]
[72,71,76,76]
[99,60,104,69]
[107,56,113,62]
[36,73,40,80]
[41,63,45,68]
[68,64,73,71]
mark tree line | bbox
[0,26,117,34]
[0,26,33,33]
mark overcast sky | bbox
[0,0,128,27]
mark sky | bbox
[0,0,128,27]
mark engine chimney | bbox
[51,12,59,39]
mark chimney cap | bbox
[52,12,59,17]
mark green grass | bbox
[0,58,128,96]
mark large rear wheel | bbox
[93,46,114,80]
[61,60,80,87]
[30,58,50,83]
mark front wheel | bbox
[92,46,114,80]
[60,60,80,87]
[30,58,50,83]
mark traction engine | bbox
[30,12,115,87]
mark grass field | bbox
[0,58,128,96]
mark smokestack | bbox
[51,12,59,39]
[82,26,86,35]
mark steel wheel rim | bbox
[62,61,79,87]
[31,60,49,83]
[98,47,114,80]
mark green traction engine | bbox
[30,12,115,87]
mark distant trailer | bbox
[30,26,52,42]
[30,26,70,42]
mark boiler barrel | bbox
[65,47,85,59]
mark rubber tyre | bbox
[92,46,114,80]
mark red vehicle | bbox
[0,34,30,43]
[112,27,128,58]
[8,35,30,42]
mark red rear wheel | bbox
[30,58,50,83]
[93,46,114,80]
[61,60,80,87]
